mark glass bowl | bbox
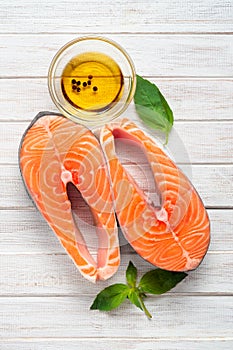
[48,36,136,126]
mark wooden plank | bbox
[1,164,233,208]
[1,78,233,122]
[0,296,232,337]
[1,339,233,350]
[2,121,233,164]
[0,252,232,296]
[169,122,233,164]
[1,1,231,345]
[1,34,233,77]
[1,0,232,34]
[0,208,232,253]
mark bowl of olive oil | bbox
[48,36,136,125]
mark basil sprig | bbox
[134,75,174,144]
[90,261,187,319]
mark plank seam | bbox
[0,293,232,298]
[1,76,233,79]
[1,32,233,35]
[1,76,233,80]
[2,119,233,123]
[1,336,233,341]
[0,251,231,255]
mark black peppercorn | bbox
[88,75,93,79]
[72,85,77,90]
[93,86,98,91]
[72,79,76,84]
[83,82,87,87]
[87,80,91,85]
[77,87,81,92]
[76,81,81,86]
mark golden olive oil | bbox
[61,52,124,112]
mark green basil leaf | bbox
[90,283,129,311]
[139,269,187,295]
[128,289,143,310]
[134,75,174,143]
[126,261,137,287]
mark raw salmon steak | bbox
[19,112,120,282]
[100,118,210,271]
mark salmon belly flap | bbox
[100,118,210,272]
[19,112,120,282]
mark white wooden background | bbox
[0,1,233,349]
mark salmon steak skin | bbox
[19,112,120,283]
[100,118,210,272]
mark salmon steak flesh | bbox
[19,112,120,283]
[19,112,210,282]
[100,119,210,272]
